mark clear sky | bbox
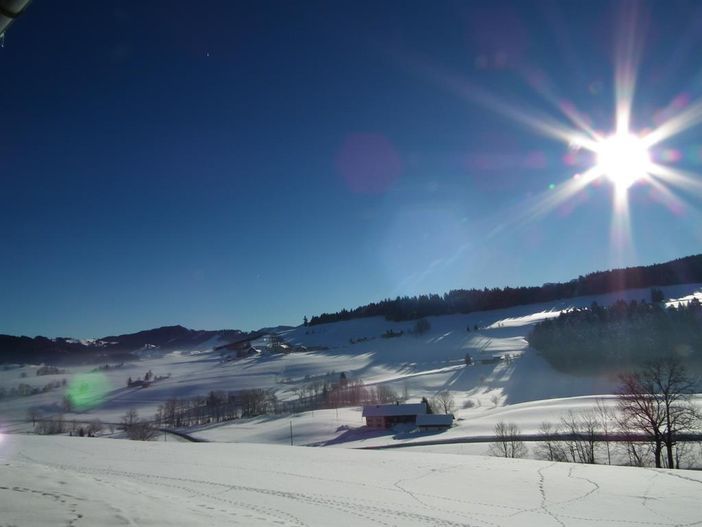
[3,1,702,338]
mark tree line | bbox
[119,378,406,439]
[527,294,702,373]
[308,254,702,325]
[153,377,405,429]
[1,378,66,399]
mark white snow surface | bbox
[2,434,701,527]
[1,283,701,449]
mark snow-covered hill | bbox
[1,283,701,447]
[2,434,701,527]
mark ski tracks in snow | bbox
[0,480,84,527]
[9,441,702,527]
[14,450,507,527]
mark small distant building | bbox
[362,402,427,429]
[480,356,502,365]
[215,332,266,354]
[416,413,454,431]
[215,333,271,360]
[220,339,251,352]
[127,379,151,388]
[236,346,261,358]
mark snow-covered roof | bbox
[362,403,426,417]
[416,414,453,426]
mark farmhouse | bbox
[362,402,427,429]
[215,332,271,360]
[215,332,265,353]
[220,342,259,360]
[238,346,262,358]
[416,413,454,431]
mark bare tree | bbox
[293,386,306,402]
[36,415,65,435]
[489,421,528,458]
[594,399,615,465]
[309,381,323,398]
[87,419,103,436]
[535,421,567,462]
[374,384,398,404]
[645,358,699,469]
[127,420,158,441]
[490,394,500,407]
[26,407,41,426]
[153,406,163,427]
[672,438,699,469]
[560,410,598,464]
[433,391,456,414]
[121,408,157,440]
[162,399,177,427]
[239,388,271,417]
[618,424,653,467]
[618,372,665,467]
[618,357,698,469]
[121,408,139,431]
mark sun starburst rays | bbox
[391,3,702,266]
[458,0,702,260]
[642,98,702,148]
[647,163,702,195]
[613,2,646,136]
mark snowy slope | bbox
[2,434,701,527]
[1,283,701,444]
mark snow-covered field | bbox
[1,283,701,448]
[2,434,701,527]
[2,284,702,525]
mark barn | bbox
[362,402,427,429]
[416,413,454,431]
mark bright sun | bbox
[595,133,651,190]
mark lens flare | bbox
[66,373,110,411]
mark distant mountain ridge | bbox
[0,325,249,365]
[99,325,245,352]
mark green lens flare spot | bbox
[66,373,110,411]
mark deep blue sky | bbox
[3,1,702,337]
